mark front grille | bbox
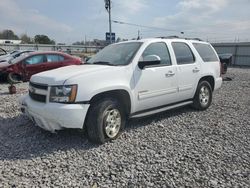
[29,91,46,103]
[29,82,48,90]
[29,82,48,103]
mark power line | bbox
[112,20,184,34]
[112,20,249,37]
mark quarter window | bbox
[58,55,65,61]
[193,43,219,62]
[141,42,171,66]
[172,42,195,64]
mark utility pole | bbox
[137,30,140,40]
[105,0,112,44]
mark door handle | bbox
[193,67,200,73]
[165,71,175,77]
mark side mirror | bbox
[138,55,161,69]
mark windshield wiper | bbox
[92,61,117,66]
[83,62,92,65]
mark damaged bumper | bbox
[19,95,90,132]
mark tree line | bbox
[0,29,55,44]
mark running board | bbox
[130,101,193,118]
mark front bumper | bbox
[19,95,90,132]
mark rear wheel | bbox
[7,73,22,84]
[193,80,212,110]
[86,98,126,144]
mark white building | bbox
[0,39,22,44]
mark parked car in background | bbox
[0,50,34,69]
[1,50,21,61]
[0,50,34,61]
[0,51,82,83]
[0,48,7,56]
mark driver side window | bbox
[25,55,45,65]
[141,42,171,66]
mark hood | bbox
[31,65,111,85]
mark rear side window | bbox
[172,42,195,64]
[58,55,65,61]
[46,54,63,62]
[193,43,219,62]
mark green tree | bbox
[72,41,84,45]
[116,37,121,43]
[34,35,55,44]
[20,34,33,44]
[0,29,19,40]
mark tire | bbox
[192,80,212,110]
[7,73,22,84]
[86,98,126,144]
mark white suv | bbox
[20,37,222,143]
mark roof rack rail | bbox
[185,37,203,41]
[156,36,203,41]
[156,36,179,39]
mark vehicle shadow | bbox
[0,106,195,161]
[126,106,195,131]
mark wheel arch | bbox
[89,89,132,116]
[7,72,23,84]
[198,75,215,91]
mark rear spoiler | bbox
[218,54,232,74]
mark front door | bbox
[133,42,179,112]
[23,55,46,79]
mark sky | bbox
[0,0,249,44]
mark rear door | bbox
[59,55,73,66]
[24,55,46,79]
[171,42,201,100]
[192,43,221,78]
[44,54,76,70]
[42,54,64,71]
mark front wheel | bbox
[86,98,126,144]
[7,73,22,84]
[192,81,212,110]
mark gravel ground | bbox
[0,68,249,187]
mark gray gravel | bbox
[0,68,249,187]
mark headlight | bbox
[49,85,77,103]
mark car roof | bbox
[116,37,210,45]
[28,51,69,56]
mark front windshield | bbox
[88,42,142,66]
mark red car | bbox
[0,51,82,83]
